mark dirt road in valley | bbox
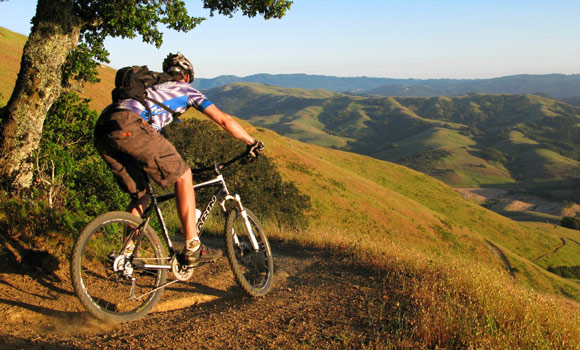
[0,240,392,349]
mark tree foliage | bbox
[165,117,310,228]
[561,216,580,230]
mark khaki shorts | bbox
[94,109,189,199]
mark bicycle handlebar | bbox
[191,151,250,174]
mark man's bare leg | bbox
[174,168,221,265]
[175,168,198,247]
[123,194,150,250]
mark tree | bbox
[0,0,292,189]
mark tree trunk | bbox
[0,0,82,189]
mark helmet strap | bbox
[181,72,190,83]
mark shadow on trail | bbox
[0,334,80,350]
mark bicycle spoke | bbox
[71,212,167,322]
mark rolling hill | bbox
[193,72,580,101]
[205,83,580,202]
[2,24,580,301]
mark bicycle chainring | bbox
[171,258,194,281]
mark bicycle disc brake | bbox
[171,258,194,281]
[111,252,134,279]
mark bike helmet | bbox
[162,52,194,83]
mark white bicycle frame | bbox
[197,174,260,252]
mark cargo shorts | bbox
[94,109,189,199]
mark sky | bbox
[1,0,579,79]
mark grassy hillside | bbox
[206,83,580,200]
[247,124,580,297]
[0,26,115,112]
[244,122,580,345]
[0,27,25,105]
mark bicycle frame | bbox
[127,164,260,273]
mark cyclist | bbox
[94,52,264,266]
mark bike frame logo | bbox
[197,195,217,232]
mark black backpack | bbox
[111,65,180,119]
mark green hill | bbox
[206,83,580,200]
[193,72,580,99]
[0,27,25,105]
[0,26,115,112]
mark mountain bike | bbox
[70,152,274,323]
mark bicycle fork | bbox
[221,194,260,252]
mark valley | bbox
[205,83,580,203]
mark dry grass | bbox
[265,222,580,349]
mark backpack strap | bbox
[144,96,181,121]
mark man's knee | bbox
[176,168,192,184]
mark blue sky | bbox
[1,0,579,79]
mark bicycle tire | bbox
[71,211,167,323]
[224,208,274,296]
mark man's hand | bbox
[246,140,265,159]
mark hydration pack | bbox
[111,65,179,119]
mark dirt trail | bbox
[485,240,516,279]
[0,240,391,349]
[534,238,567,262]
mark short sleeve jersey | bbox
[114,81,213,130]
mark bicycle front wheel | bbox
[225,208,274,296]
[71,211,167,323]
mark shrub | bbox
[561,216,580,230]
[164,117,310,228]
[37,91,127,217]
[548,265,580,279]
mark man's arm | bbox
[202,104,255,145]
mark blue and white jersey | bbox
[114,81,214,130]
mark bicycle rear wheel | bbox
[71,211,167,323]
[224,208,274,296]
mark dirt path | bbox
[485,240,516,279]
[0,240,392,349]
[534,238,567,262]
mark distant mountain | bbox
[206,82,580,200]
[195,73,580,100]
[194,73,410,92]
[366,74,580,99]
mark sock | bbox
[185,237,201,253]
